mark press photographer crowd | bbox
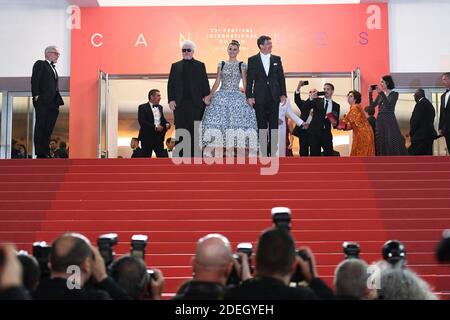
[1,208,449,301]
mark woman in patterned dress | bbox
[369,75,407,156]
[340,90,375,156]
[201,40,258,157]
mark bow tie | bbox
[151,104,158,108]
[50,62,56,68]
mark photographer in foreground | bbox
[173,233,251,300]
[224,228,334,300]
[111,255,164,300]
[33,232,130,300]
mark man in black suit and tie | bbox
[408,89,437,155]
[138,89,171,158]
[31,46,65,158]
[300,84,340,156]
[439,72,450,154]
[168,40,210,157]
[246,35,287,156]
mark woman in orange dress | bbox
[340,90,375,156]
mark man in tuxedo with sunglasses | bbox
[31,46,65,158]
[168,40,210,157]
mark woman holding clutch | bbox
[339,90,375,156]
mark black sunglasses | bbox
[182,48,192,53]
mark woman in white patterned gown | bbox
[202,40,258,156]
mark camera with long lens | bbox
[140,269,159,300]
[97,233,118,268]
[226,242,253,287]
[436,229,450,263]
[130,234,155,296]
[130,234,148,260]
[382,240,406,267]
[236,242,253,274]
[32,241,51,278]
[270,207,309,283]
[343,242,360,259]
[271,207,292,232]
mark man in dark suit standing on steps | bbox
[138,89,171,158]
[168,40,210,157]
[439,72,450,154]
[294,80,313,156]
[300,84,340,156]
[246,35,287,156]
[31,46,64,158]
[408,89,437,155]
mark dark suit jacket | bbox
[172,281,225,300]
[138,102,169,142]
[0,287,32,300]
[300,97,340,136]
[410,97,437,142]
[33,277,130,300]
[54,148,69,159]
[294,91,309,114]
[131,147,145,158]
[439,90,450,135]
[224,276,334,300]
[31,60,64,107]
[161,149,173,158]
[167,59,210,120]
[246,54,287,104]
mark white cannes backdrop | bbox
[0,0,448,78]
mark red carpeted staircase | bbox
[1,156,450,298]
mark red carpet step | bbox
[0,156,449,297]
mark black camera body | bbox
[226,243,253,286]
[370,84,378,90]
[32,241,52,278]
[97,233,118,267]
[343,242,360,259]
[317,91,326,96]
[237,242,253,274]
[382,240,406,267]
[131,234,148,260]
[302,80,309,86]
